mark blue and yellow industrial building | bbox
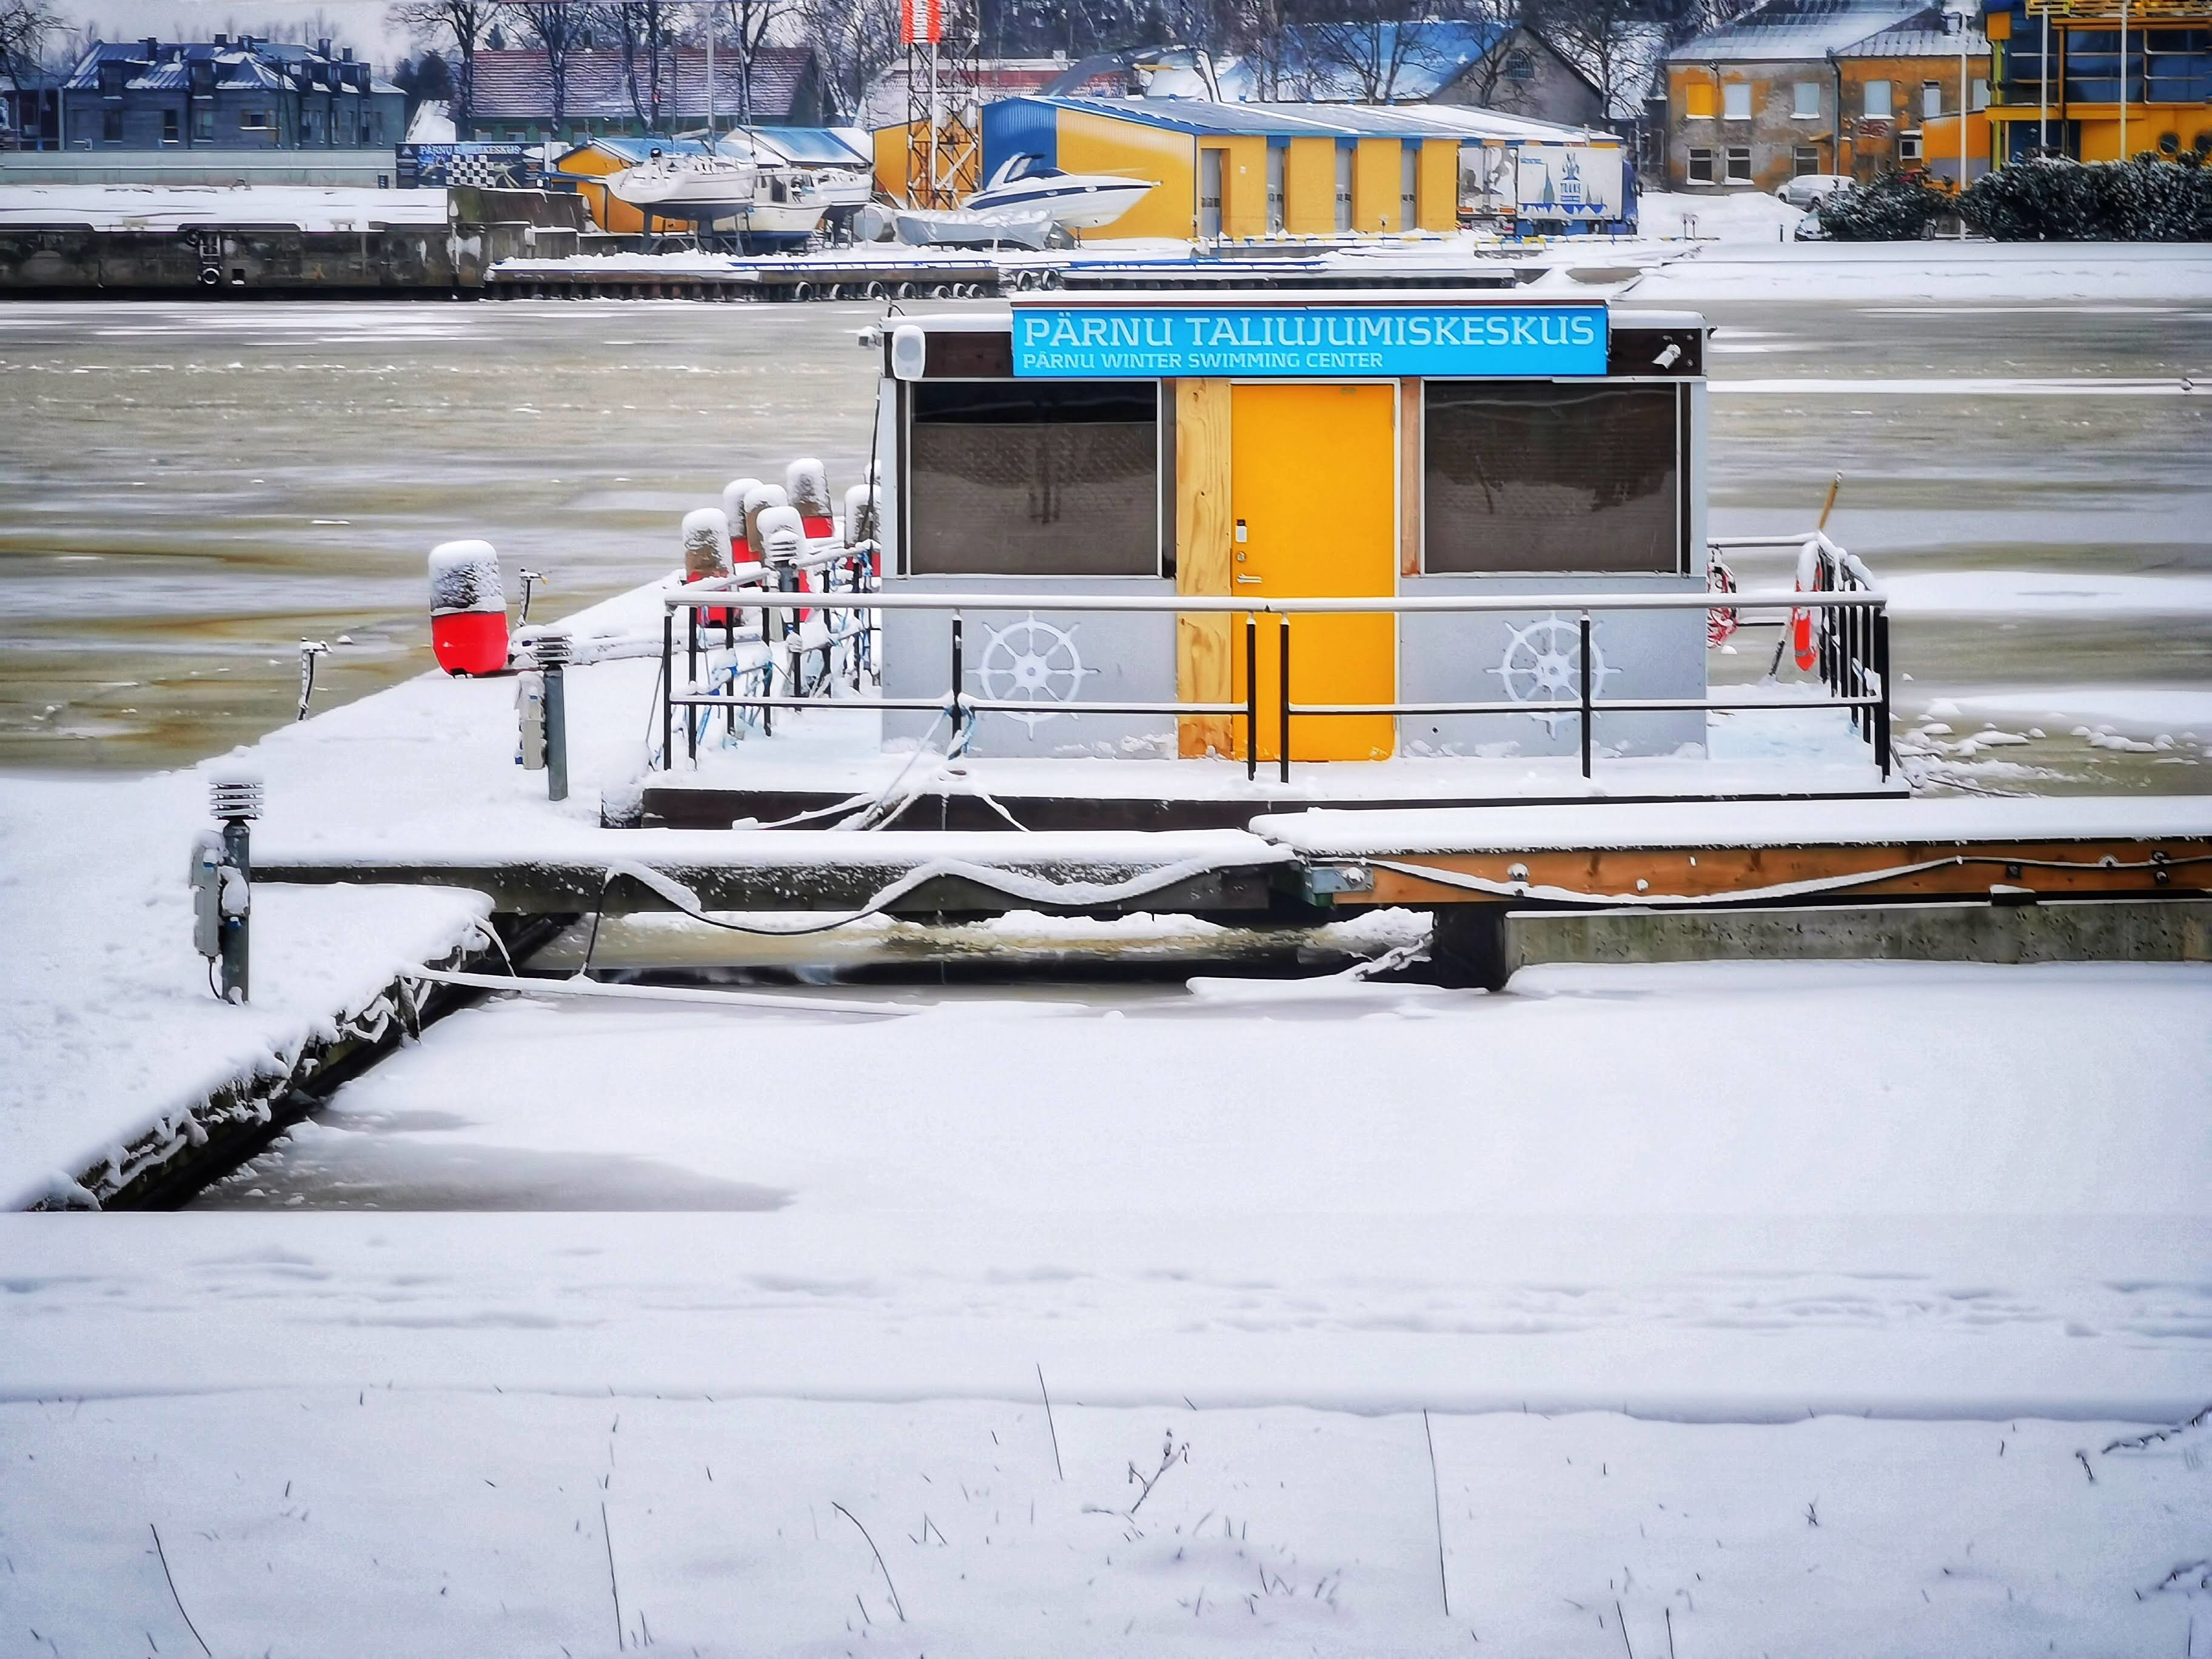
[876,96,1629,239]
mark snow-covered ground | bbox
[0,184,449,232]
[4,956,2208,1652]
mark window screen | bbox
[908,380,1159,577]
[1423,382,1681,574]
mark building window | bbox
[1900,130,1922,161]
[192,106,214,141]
[1687,146,1714,183]
[1503,49,1535,81]
[1864,79,1892,119]
[1723,81,1751,119]
[1972,77,1989,109]
[1684,81,1715,119]
[1923,79,1943,118]
[162,109,179,142]
[240,108,267,130]
[102,108,122,142]
[1794,144,1821,175]
[1423,383,1681,575]
[1724,145,1752,181]
[1793,81,1821,118]
[907,381,1161,578]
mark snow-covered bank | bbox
[0,184,449,232]
[1631,241,2212,304]
[5,1387,2204,1658]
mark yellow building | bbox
[1983,0,2212,164]
[882,96,1627,239]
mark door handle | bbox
[1235,574,1262,585]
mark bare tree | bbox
[1532,0,1657,130]
[1,0,59,100]
[797,0,897,124]
[717,0,786,126]
[510,0,592,133]
[387,0,497,135]
[1304,0,1459,102]
[610,0,673,131]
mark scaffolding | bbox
[902,1,982,208]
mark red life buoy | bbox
[1791,541,1826,673]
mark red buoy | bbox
[428,540,510,675]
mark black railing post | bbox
[1578,612,1594,780]
[1244,612,1258,783]
[1874,604,1892,780]
[1278,612,1292,785]
[660,609,673,770]
[950,613,964,737]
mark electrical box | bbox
[515,671,546,769]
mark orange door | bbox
[1228,381,1396,760]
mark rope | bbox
[1362,850,2212,911]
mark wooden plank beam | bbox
[1176,376,1236,758]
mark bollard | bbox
[537,630,572,802]
[201,775,261,1002]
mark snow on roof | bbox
[467,47,816,126]
[1027,95,1605,146]
[1667,0,1932,63]
[1842,12,1991,56]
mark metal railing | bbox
[657,537,1891,784]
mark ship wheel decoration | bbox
[1490,613,1614,732]
[973,613,1090,728]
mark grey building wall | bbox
[1433,32,1607,131]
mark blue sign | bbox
[1010,303,1607,380]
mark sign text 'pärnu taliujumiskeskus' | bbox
[1008,304,1607,379]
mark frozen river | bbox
[1,293,2208,785]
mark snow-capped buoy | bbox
[741,483,790,560]
[427,539,509,675]
[785,458,834,541]
[682,508,736,629]
[721,478,762,549]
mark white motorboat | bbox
[891,204,1057,250]
[963,155,1156,231]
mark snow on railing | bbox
[654,535,1892,784]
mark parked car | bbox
[1776,173,1855,210]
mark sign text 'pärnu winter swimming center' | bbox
[1008,303,1608,380]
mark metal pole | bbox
[1244,614,1258,782]
[535,631,573,801]
[1960,21,1971,209]
[2039,8,2049,153]
[686,608,700,765]
[661,611,674,768]
[1874,606,1892,779]
[706,5,716,141]
[2119,0,2128,161]
[1577,612,1594,780]
[950,614,964,737]
[1278,612,1292,785]
[220,814,251,1001]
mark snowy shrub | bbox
[1814,172,1949,241]
[1961,150,2212,241]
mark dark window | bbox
[908,380,1159,577]
[1724,145,1752,181]
[163,109,179,142]
[1899,130,1922,161]
[1793,145,1820,175]
[102,108,122,142]
[1423,382,1681,575]
[1687,147,1714,183]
